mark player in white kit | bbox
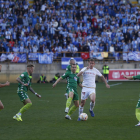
[77,59,110,121]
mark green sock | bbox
[68,105,78,116]
[66,97,72,108]
[136,108,140,121]
[18,103,32,115]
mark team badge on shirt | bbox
[74,77,77,81]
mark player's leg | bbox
[89,90,96,117]
[79,87,89,116]
[77,100,86,121]
[0,100,4,111]
[65,90,79,120]
[135,108,140,126]
[14,98,32,121]
[79,100,86,116]
[13,92,32,121]
[107,74,109,83]
[19,98,32,115]
[104,74,107,82]
[135,99,140,126]
[65,91,74,113]
[65,100,79,120]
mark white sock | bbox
[90,102,95,111]
[79,105,84,116]
[65,93,68,99]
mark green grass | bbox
[0,82,140,140]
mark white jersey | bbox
[81,67,102,88]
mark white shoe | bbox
[64,93,68,99]
[135,122,140,126]
[65,107,69,113]
[65,115,71,120]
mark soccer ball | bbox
[79,113,88,121]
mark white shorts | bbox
[81,87,96,100]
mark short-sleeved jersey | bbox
[133,75,140,80]
[61,71,80,89]
[66,65,71,72]
[18,72,31,92]
[81,67,102,88]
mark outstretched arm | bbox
[101,75,110,88]
[77,71,83,77]
[52,77,63,88]
[0,81,10,88]
[77,67,88,77]
[123,75,133,80]
[29,86,41,98]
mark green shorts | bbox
[17,91,29,102]
[66,87,79,101]
[136,98,140,108]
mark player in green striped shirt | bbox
[13,64,41,121]
[64,58,76,99]
[0,65,10,112]
[53,64,82,120]
[123,74,140,126]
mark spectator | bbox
[13,45,19,54]
[37,74,48,83]
[72,45,78,57]
[0,0,139,62]
[32,44,38,53]
[83,43,90,52]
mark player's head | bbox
[71,64,77,73]
[27,64,34,75]
[69,58,76,66]
[89,59,95,68]
[0,65,2,72]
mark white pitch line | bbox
[110,83,122,87]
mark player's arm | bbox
[77,67,88,77]
[77,71,83,77]
[77,77,83,88]
[78,83,83,88]
[29,86,41,98]
[16,77,29,86]
[124,74,140,80]
[101,75,110,88]
[52,77,63,88]
[96,69,110,88]
[0,81,10,88]
[53,72,69,87]
[123,75,133,80]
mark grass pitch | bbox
[0,82,140,140]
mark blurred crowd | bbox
[0,0,140,59]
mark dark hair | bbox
[89,59,95,62]
[72,64,76,67]
[27,64,34,67]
